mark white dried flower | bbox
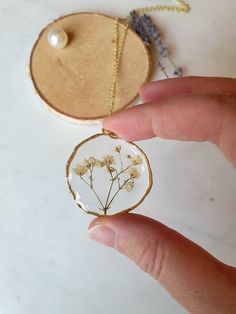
[73,164,88,176]
[95,160,105,168]
[83,156,99,168]
[102,155,115,166]
[128,167,140,179]
[123,181,134,192]
[131,155,143,165]
[105,166,116,173]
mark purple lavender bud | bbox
[129,11,151,46]
[173,67,183,76]
[141,15,162,43]
[160,45,168,57]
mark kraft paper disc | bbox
[30,13,151,122]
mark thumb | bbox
[88,213,236,313]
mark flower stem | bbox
[113,164,133,180]
[89,167,94,189]
[118,151,124,171]
[114,169,121,188]
[106,177,132,209]
[104,168,115,209]
[80,176,105,210]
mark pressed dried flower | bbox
[83,156,99,168]
[95,160,105,168]
[73,164,88,176]
[114,145,121,153]
[131,155,143,165]
[123,180,134,192]
[128,167,140,179]
[71,142,148,216]
[102,155,115,166]
[105,166,116,173]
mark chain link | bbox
[135,0,190,15]
[109,18,129,116]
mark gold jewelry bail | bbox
[102,128,119,139]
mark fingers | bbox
[88,213,236,314]
[140,77,236,102]
[103,94,236,166]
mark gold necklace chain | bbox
[109,18,129,116]
[135,0,190,15]
[108,1,190,116]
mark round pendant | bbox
[66,131,153,216]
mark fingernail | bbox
[88,224,116,248]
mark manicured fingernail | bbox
[88,224,116,248]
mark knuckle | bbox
[211,94,236,107]
[136,238,165,280]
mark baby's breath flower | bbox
[128,167,140,179]
[131,155,143,165]
[83,159,91,168]
[114,145,121,153]
[105,166,116,173]
[83,156,98,168]
[73,164,88,176]
[95,160,105,168]
[102,155,115,166]
[88,157,98,166]
[123,180,134,192]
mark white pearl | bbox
[47,28,68,49]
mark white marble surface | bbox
[0,1,236,313]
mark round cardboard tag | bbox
[30,13,151,122]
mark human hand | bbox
[88,77,236,313]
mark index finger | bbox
[140,76,236,102]
[103,93,236,166]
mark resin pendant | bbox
[66,131,153,216]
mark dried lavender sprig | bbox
[141,14,183,76]
[169,57,183,76]
[141,14,168,57]
[173,67,183,76]
[129,11,169,78]
[129,11,151,46]
[157,61,169,78]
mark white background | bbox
[0,1,236,313]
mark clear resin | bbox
[66,132,153,216]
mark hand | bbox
[88,77,236,313]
